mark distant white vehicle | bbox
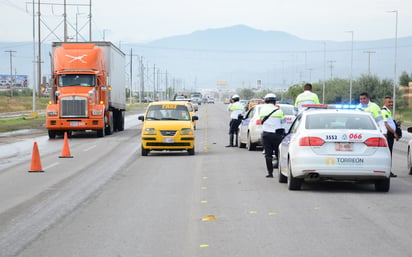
[238,104,296,151]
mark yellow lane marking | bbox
[201,215,217,221]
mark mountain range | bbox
[1,25,412,91]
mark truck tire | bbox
[114,110,125,131]
[48,130,56,139]
[96,127,105,137]
[105,111,114,135]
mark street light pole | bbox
[322,42,326,104]
[364,51,376,75]
[5,50,16,97]
[387,10,398,117]
[345,31,354,104]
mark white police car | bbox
[278,105,392,192]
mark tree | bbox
[237,88,255,100]
[399,71,411,87]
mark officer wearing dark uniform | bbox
[259,93,286,178]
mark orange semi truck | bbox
[46,42,126,138]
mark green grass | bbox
[0,115,46,133]
[0,96,49,112]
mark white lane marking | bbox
[44,162,59,170]
[83,145,97,152]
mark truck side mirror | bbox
[138,115,144,121]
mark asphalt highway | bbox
[1,103,412,257]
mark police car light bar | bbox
[301,104,328,109]
[333,104,358,109]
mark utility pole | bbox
[364,51,376,75]
[328,60,336,80]
[32,0,36,112]
[89,0,92,41]
[153,64,156,100]
[139,56,144,103]
[5,50,16,97]
[64,0,67,41]
[345,30,354,104]
[130,48,133,104]
[322,42,326,104]
[37,0,41,98]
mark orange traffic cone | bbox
[28,141,44,172]
[59,132,73,158]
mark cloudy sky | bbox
[1,0,411,43]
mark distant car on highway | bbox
[207,97,215,104]
[278,106,392,191]
[191,97,202,105]
[247,98,264,111]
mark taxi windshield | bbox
[306,113,376,130]
[58,74,95,87]
[146,105,190,121]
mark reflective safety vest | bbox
[358,101,384,131]
[294,91,320,113]
[259,104,286,133]
[381,106,396,133]
[228,101,244,119]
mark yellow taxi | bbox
[175,99,197,130]
[138,101,198,156]
[185,101,197,130]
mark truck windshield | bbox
[58,74,95,87]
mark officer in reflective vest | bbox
[381,96,398,178]
[260,93,286,178]
[294,83,320,114]
[358,92,384,132]
[226,94,244,147]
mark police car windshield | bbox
[306,113,376,130]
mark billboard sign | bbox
[0,74,29,88]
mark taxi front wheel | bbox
[188,148,195,155]
[141,146,149,156]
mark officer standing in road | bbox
[381,96,398,178]
[260,93,286,178]
[294,83,320,114]
[226,94,244,147]
[358,92,396,177]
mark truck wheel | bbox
[105,111,114,135]
[97,127,105,137]
[117,111,125,131]
[48,130,56,139]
